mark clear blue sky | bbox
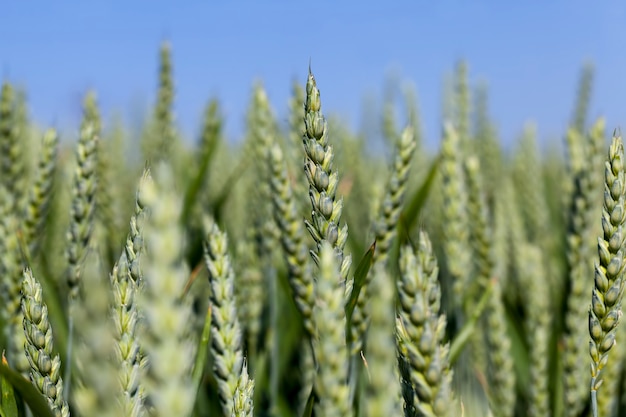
[2,1,625,151]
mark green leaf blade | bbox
[345,241,376,329]
[0,362,55,417]
[1,355,19,417]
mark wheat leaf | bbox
[346,241,376,330]
[0,363,55,417]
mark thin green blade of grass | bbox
[345,240,376,330]
[0,388,17,417]
[192,305,212,396]
[1,356,18,417]
[0,363,55,417]
[182,146,218,220]
[389,151,441,275]
[449,278,493,364]
[182,132,220,222]
[301,388,315,417]
[398,153,440,235]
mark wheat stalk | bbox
[233,361,255,417]
[22,128,59,258]
[204,216,249,416]
[137,164,196,417]
[66,92,100,300]
[439,122,471,308]
[397,232,453,417]
[0,185,29,374]
[563,120,606,417]
[362,263,402,417]
[589,132,626,417]
[0,81,26,209]
[313,242,351,417]
[72,251,119,417]
[269,141,315,337]
[302,68,351,282]
[350,125,416,354]
[110,169,151,417]
[22,268,70,417]
[464,155,515,417]
[142,42,176,164]
[519,244,551,417]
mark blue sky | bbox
[1,1,625,151]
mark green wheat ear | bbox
[203,216,249,417]
[142,42,177,164]
[66,92,100,300]
[72,250,119,417]
[397,231,453,417]
[571,62,594,135]
[269,141,315,337]
[110,168,151,416]
[22,268,70,417]
[473,82,503,208]
[0,184,29,375]
[0,81,26,209]
[350,125,416,354]
[519,243,550,417]
[439,122,471,308]
[313,241,351,417]
[302,68,351,282]
[453,60,470,152]
[233,360,255,417]
[362,262,402,417]
[138,163,196,417]
[563,119,606,417]
[22,128,59,259]
[589,131,626,417]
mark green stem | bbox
[449,280,492,364]
[591,387,598,417]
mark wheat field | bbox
[0,43,623,417]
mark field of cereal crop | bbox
[0,37,624,417]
